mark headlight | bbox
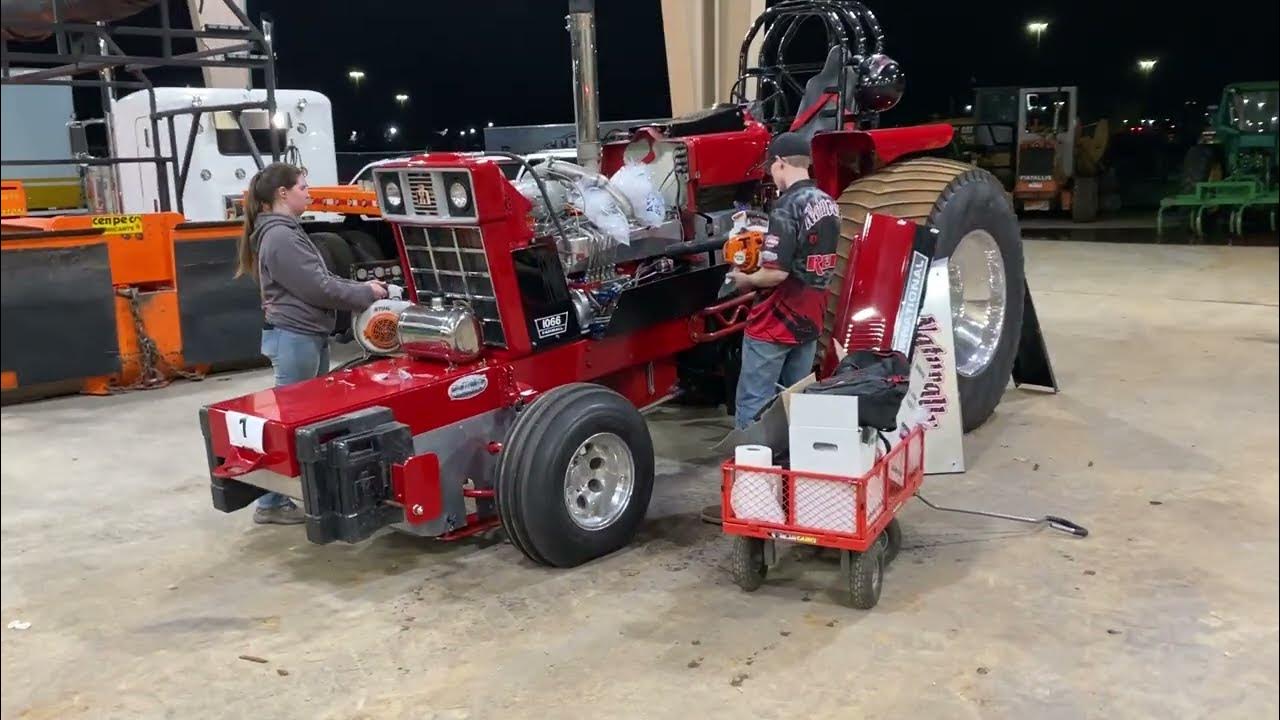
[448,181,468,209]
[384,181,402,208]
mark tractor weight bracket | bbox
[391,453,442,525]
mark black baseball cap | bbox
[767,132,811,161]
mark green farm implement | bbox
[1158,81,1278,237]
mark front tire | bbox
[834,158,1026,431]
[496,384,656,568]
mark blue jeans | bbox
[734,336,817,430]
[256,328,330,509]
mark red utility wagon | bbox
[721,425,926,609]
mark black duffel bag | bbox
[801,350,910,431]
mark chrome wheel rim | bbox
[563,432,635,531]
[948,230,1008,377]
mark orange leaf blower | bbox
[723,211,770,273]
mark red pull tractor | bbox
[200,0,1039,568]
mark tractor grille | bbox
[1019,146,1055,180]
[400,226,506,347]
[405,172,440,216]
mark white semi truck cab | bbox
[110,87,339,222]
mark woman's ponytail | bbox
[233,163,302,279]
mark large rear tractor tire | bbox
[308,231,357,336]
[833,158,1025,432]
[1072,176,1099,223]
[496,384,656,568]
[338,228,386,262]
[1179,144,1225,194]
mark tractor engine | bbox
[354,0,751,366]
[358,149,716,363]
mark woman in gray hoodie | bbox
[234,162,389,524]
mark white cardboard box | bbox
[790,390,882,535]
[789,394,871,477]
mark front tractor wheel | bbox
[496,384,656,568]
[834,158,1026,432]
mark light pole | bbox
[1026,21,1048,49]
[1137,59,1157,75]
[347,70,365,91]
[394,93,409,107]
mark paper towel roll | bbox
[731,445,784,524]
[734,444,773,467]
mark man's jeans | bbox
[734,336,817,430]
[256,328,330,509]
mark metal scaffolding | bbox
[0,0,280,214]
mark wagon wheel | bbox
[841,542,884,610]
[882,518,903,565]
[730,536,768,592]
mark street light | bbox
[348,69,365,90]
[1026,21,1048,48]
[1137,59,1157,74]
[394,93,409,106]
[487,121,494,127]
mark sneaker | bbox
[253,501,306,525]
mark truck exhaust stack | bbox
[567,0,601,172]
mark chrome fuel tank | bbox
[398,298,483,364]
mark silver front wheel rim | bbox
[563,432,635,531]
[948,229,1008,377]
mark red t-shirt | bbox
[745,180,840,345]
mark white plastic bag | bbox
[574,183,631,245]
[609,161,666,227]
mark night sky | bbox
[37,0,1280,153]
[253,0,1278,150]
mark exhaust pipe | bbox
[567,0,600,172]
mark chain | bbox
[113,288,204,392]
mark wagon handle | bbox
[1044,515,1090,538]
[914,493,1089,538]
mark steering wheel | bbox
[731,75,792,130]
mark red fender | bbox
[810,123,955,197]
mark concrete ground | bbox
[2,240,1277,720]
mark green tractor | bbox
[1158,81,1279,237]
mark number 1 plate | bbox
[225,411,266,454]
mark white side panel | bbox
[894,261,965,475]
